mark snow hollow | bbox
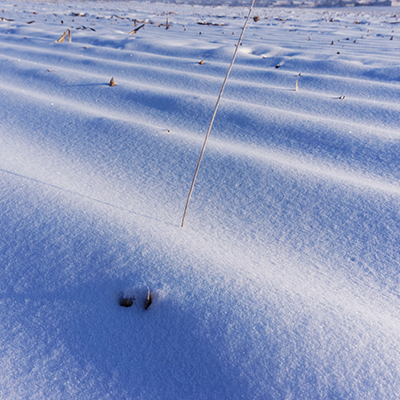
[1,0,400,398]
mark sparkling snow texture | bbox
[1,1,400,398]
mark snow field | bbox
[1,1,400,398]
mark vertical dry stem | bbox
[144,287,152,310]
[181,0,256,227]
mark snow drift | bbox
[1,1,400,398]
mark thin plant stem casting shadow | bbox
[181,0,256,228]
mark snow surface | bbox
[1,0,400,398]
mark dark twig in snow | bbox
[129,24,144,35]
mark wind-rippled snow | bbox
[1,1,400,398]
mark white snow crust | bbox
[1,1,400,398]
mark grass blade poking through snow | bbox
[145,288,152,310]
[55,29,71,43]
[181,0,256,228]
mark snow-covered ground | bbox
[1,1,400,398]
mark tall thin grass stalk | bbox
[181,0,256,228]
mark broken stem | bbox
[144,287,152,310]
